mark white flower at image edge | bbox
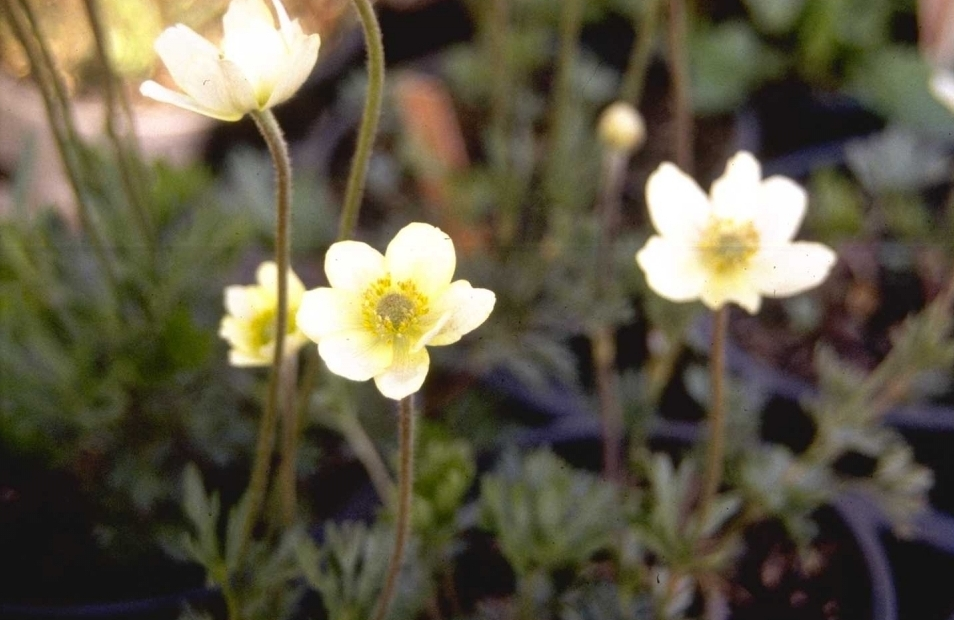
[635,151,837,314]
[140,0,320,121]
[297,223,496,400]
[930,69,954,114]
[219,261,307,367]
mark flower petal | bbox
[222,0,287,106]
[418,281,495,348]
[324,241,386,293]
[265,31,320,109]
[153,24,256,117]
[318,330,392,381]
[140,81,245,121]
[699,272,762,314]
[297,288,364,341]
[645,163,710,240]
[229,349,270,367]
[751,242,838,298]
[255,261,306,304]
[930,69,954,113]
[385,223,456,298]
[754,176,807,243]
[374,346,429,400]
[635,236,706,302]
[710,151,762,221]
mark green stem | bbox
[277,352,300,526]
[620,0,662,105]
[239,109,293,560]
[699,306,728,523]
[82,0,153,249]
[9,0,121,298]
[338,0,386,242]
[340,408,396,503]
[666,0,694,173]
[371,395,417,620]
[551,0,584,135]
[486,0,516,245]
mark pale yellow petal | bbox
[374,346,430,400]
[418,281,495,348]
[635,236,706,302]
[385,223,456,298]
[222,0,287,106]
[930,69,954,114]
[254,261,305,303]
[754,177,807,243]
[751,242,837,298]
[710,151,762,221]
[699,272,762,314]
[140,81,245,122]
[318,330,392,381]
[323,241,386,293]
[224,285,255,318]
[265,32,320,109]
[645,163,710,242]
[297,287,364,341]
[271,0,294,32]
[229,349,270,367]
[153,25,256,117]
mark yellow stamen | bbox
[361,275,430,338]
[697,218,760,275]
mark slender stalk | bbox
[591,148,629,480]
[238,109,293,561]
[699,307,728,523]
[666,0,694,173]
[340,410,397,502]
[551,0,584,136]
[9,0,121,294]
[82,0,153,247]
[277,353,300,526]
[620,0,662,105]
[486,0,517,245]
[371,395,417,620]
[338,0,386,241]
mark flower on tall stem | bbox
[635,151,837,313]
[140,0,320,121]
[219,261,307,366]
[297,223,495,400]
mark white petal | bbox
[255,261,305,303]
[324,241,386,293]
[140,81,245,121]
[385,223,456,298]
[635,236,706,302]
[265,32,320,109]
[710,151,762,221]
[754,177,807,243]
[418,281,495,348]
[229,349,270,367]
[297,288,364,341]
[153,25,256,117]
[752,242,838,298]
[318,330,392,381]
[222,0,287,105]
[930,69,954,113]
[374,346,430,400]
[645,163,710,241]
[699,273,762,314]
[224,285,255,318]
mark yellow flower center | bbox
[697,218,760,275]
[362,275,430,338]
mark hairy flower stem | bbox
[340,410,397,502]
[372,395,417,620]
[82,0,153,250]
[699,307,728,524]
[620,0,662,105]
[338,0,385,241]
[591,149,629,481]
[667,0,694,173]
[276,353,300,525]
[239,109,293,561]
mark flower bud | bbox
[598,101,646,152]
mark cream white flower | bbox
[930,69,954,114]
[140,0,320,121]
[598,101,646,152]
[635,152,837,314]
[219,261,307,366]
[296,223,496,400]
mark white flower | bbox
[930,68,954,115]
[140,0,320,121]
[635,152,837,314]
[219,261,307,366]
[296,223,496,400]
[598,101,646,152]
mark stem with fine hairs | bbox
[699,307,728,523]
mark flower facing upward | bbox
[296,223,496,400]
[635,152,837,313]
[219,261,307,366]
[140,0,320,121]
